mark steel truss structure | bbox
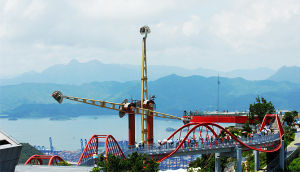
[77,114,283,165]
[24,155,65,166]
[77,135,125,165]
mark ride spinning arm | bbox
[51,91,184,121]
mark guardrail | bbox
[122,132,280,157]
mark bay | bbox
[0,115,235,151]
[0,115,183,150]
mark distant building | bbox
[0,130,22,172]
[278,110,291,116]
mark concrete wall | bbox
[0,130,22,172]
[0,145,22,172]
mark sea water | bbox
[0,115,234,151]
[0,115,182,150]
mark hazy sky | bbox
[1,0,300,78]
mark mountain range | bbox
[1,74,299,119]
[3,59,297,85]
[268,66,300,83]
[0,59,299,119]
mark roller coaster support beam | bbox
[215,153,221,172]
[236,146,242,172]
[147,109,153,145]
[254,150,259,171]
[128,112,135,147]
[280,140,284,170]
[144,102,154,145]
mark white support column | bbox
[236,147,242,172]
[280,140,285,170]
[254,150,259,171]
[215,153,221,172]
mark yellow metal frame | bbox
[63,95,181,120]
[141,36,149,144]
[53,26,183,145]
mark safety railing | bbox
[121,132,280,156]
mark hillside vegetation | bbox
[18,143,43,164]
[1,74,300,119]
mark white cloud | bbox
[23,0,46,20]
[69,0,178,20]
[182,16,201,36]
[0,0,46,39]
[0,0,299,78]
[210,0,300,51]
[154,22,181,36]
[2,0,18,15]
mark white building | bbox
[0,130,22,172]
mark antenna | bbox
[217,74,220,112]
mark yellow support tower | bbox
[140,26,151,144]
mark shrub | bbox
[188,154,229,172]
[58,160,71,166]
[93,152,159,172]
[283,111,298,126]
[288,156,300,171]
[284,126,296,148]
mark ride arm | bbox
[51,91,182,121]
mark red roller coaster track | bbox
[24,155,65,166]
[77,134,125,165]
[157,114,283,162]
[78,114,283,165]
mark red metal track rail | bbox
[77,134,125,165]
[76,114,283,164]
[24,155,65,166]
[158,114,283,162]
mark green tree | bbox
[283,126,296,148]
[93,152,159,172]
[242,151,268,171]
[288,154,300,171]
[58,160,71,166]
[242,121,252,134]
[188,154,228,172]
[96,154,127,171]
[283,111,298,126]
[249,96,275,122]
[189,154,215,171]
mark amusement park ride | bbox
[46,26,285,170]
[52,26,187,147]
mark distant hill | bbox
[224,67,275,81]
[268,66,300,83]
[18,143,43,164]
[0,60,139,85]
[0,59,275,85]
[1,74,299,119]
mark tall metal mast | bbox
[217,74,220,112]
[140,26,150,144]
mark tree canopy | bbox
[283,110,298,126]
[249,96,275,122]
[188,154,230,172]
[92,152,159,172]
